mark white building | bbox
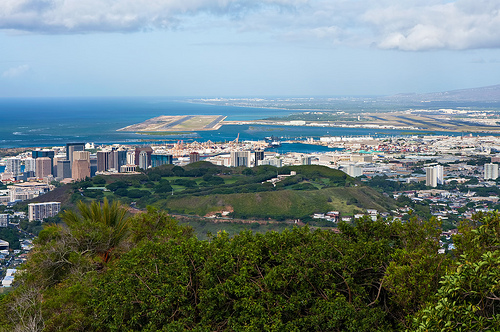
[230,151,252,167]
[28,202,61,221]
[2,269,16,287]
[346,164,363,177]
[138,151,149,169]
[425,165,444,187]
[436,165,444,185]
[259,158,283,167]
[8,182,51,202]
[484,163,499,180]
[24,157,36,173]
[425,166,438,187]
[5,157,21,177]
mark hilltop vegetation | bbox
[43,163,395,222]
[2,200,500,331]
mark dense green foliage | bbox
[0,227,21,250]
[412,212,500,331]
[3,198,499,331]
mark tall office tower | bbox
[425,166,437,187]
[134,147,153,166]
[32,149,55,174]
[254,151,264,163]
[138,151,149,169]
[35,157,52,178]
[302,156,312,165]
[113,149,127,171]
[151,154,173,167]
[189,152,200,164]
[90,155,97,177]
[97,151,111,172]
[230,151,252,167]
[5,158,21,177]
[73,150,90,162]
[72,151,91,180]
[436,165,444,185]
[66,143,85,169]
[484,163,499,180]
[56,160,71,179]
[72,160,90,180]
[127,151,136,165]
[28,202,61,221]
[24,157,36,173]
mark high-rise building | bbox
[113,150,127,171]
[302,156,312,165]
[73,150,90,162]
[32,149,55,160]
[134,147,153,166]
[436,165,444,185]
[72,151,91,180]
[56,160,71,179]
[35,157,52,178]
[425,165,444,187]
[28,202,61,221]
[138,151,149,169]
[97,151,111,172]
[425,166,438,187]
[24,157,36,173]
[484,163,499,180]
[189,152,200,164]
[5,158,21,177]
[90,155,97,177]
[66,143,85,169]
[32,149,55,175]
[72,160,90,180]
[254,151,265,163]
[151,154,173,167]
[230,151,251,167]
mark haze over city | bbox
[1,0,500,97]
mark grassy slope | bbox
[154,186,394,219]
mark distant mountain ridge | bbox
[386,84,500,102]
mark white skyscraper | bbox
[138,151,149,169]
[5,158,21,177]
[425,165,444,187]
[24,157,36,173]
[436,165,444,185]
[230,151,252,167]
[484,163,499,180]
[425,166,437,187]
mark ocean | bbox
[0,97,490,150]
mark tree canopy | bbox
[2,201,500,331]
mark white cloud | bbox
[364,0,500,51]
[2,64,30,78]
[0,0,499,51]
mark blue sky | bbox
[1,0,499,97]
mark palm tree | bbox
[62,198,130,263]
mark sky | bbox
[0,0,500,97]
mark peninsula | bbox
[117,115,227,132]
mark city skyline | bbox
[1,0,499,97]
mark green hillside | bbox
[155,186,392,219]
[20,163,396,222]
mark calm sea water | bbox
[0,97,491,150]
